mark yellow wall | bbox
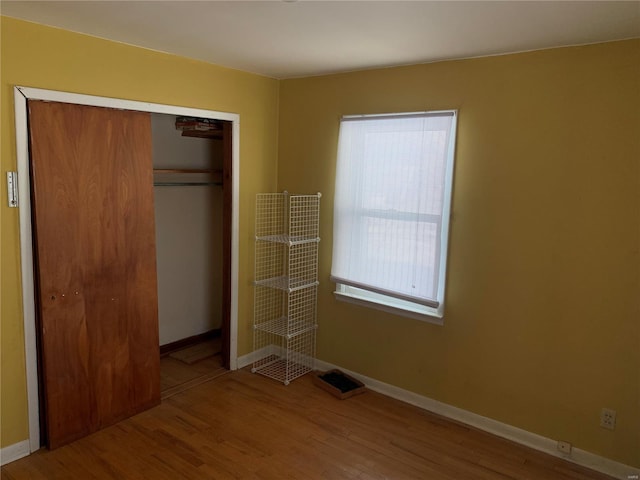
[278,40,640,466]
[0,17,279,447]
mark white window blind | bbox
[330,111,457,317]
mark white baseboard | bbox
[13,348,630,476]
[311,359,639,480]
[237,346,315,372]
[238,346,275,369]
[0,440,31,466]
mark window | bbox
[330,111,457,321]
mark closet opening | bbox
[151,114,232,397]
[15,86,239,453]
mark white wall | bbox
[151,114,223,345]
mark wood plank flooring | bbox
[160,338,227,400]
[2,369,615,479]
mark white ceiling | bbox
[2,1,639,79]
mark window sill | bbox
[333,290,444,326]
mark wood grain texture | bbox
[1,370,615,479]
[28,100,160,449]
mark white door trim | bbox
[13,86,241,453]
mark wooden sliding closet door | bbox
[28,101,160,449]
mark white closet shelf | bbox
[153,169,222,186]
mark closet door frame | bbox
[14,86,240,453]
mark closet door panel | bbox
[28,100,160,449]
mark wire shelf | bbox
[251,356,313,386]
[254,242,319,287]
[254,276,319,292]
[253,192,320,385]
[254,316,318,339]
[256,234,320,246]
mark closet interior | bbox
[151,113,228,394]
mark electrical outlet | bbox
[557,440,572,454]
[600,408,616,430]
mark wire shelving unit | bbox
[252,192,321,385]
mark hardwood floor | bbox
[160,338,227,399]
[2,369,615,479]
